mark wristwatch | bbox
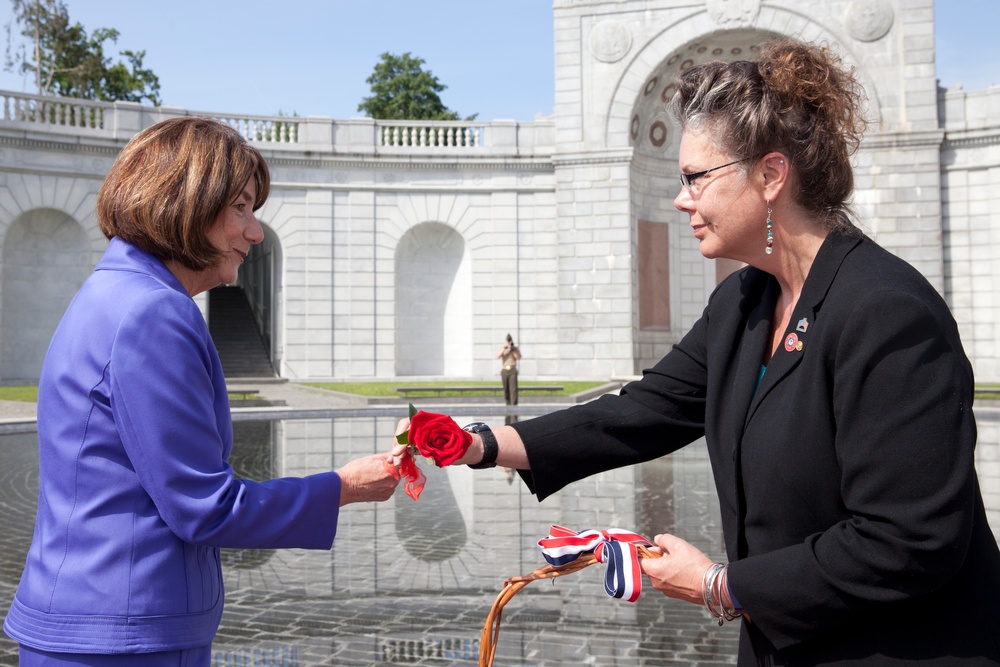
[462,422,498,469]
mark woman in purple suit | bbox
[3,117,399,666]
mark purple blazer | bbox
[4,238,341,654]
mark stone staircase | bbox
[208,286,276,379]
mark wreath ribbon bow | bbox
[537,525,654,603]
[480,525,660,667]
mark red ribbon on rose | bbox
[385,404,473,501]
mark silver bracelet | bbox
[702,562,742,626]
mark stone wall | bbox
[1,0,999,383]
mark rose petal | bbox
[409,410,473,467]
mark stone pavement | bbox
[0,379,612,428]
[0,381,380,425]
[0,400,35,422]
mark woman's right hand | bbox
[640,532,713,605]
[336,454,400,506]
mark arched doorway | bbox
[628,29,778,370]
[1,209,89,381]
[394,223,471,376]
[208,224,281,378]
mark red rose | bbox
[408,410,473,467]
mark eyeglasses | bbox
[678,158,751,191]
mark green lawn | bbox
[977,383,1000,399]
[0,381,610,402]
[4,381,999,402]
[0,385,38,402]
[0,386,259,403]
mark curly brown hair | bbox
[670,39,869,232]
[97,117,271,270]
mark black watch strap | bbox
[463,422,498,469]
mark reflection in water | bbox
[0,432,38,589]
[223,420,277,570]
[395,464,468,562]
[0,416,746,665]
[2,411,996,665]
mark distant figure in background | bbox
[497,333,521,406]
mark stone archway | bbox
[208,222,281,378]
[1,209,90,381]
[394,223,471,376]
[628,30,781,369]
[621,17,882,370]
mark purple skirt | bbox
[19,645,212,666]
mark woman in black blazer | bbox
[395,39,1000,665]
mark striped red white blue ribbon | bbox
[537,525,653,603]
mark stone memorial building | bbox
[0,0,997,385]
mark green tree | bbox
[358,52,476,121]
[4,0,160,105]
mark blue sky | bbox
[0,1,994,121]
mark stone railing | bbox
[211,114,300,144]
[0,90,108,132]
[938,84,1000,133]
[0,89,554,157]
[378,121,484,148]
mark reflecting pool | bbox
[2,408,998,667]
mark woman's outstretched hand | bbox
[336,454,400,506]
[640,532,713,605]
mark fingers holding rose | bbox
[391,409,473,501]
[406,410,472,467]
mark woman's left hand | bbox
[640,532,713,605]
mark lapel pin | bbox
[784,333,799,352]
[796,317,809,333]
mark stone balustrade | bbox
[938,83,1000,134]
[0,91,107,133]
[379,121,483,148]
[0,89,554,157]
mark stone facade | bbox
[0,0,998,385]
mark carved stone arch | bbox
[605,9,884,151]
[615,9,883,371]
[1,208,90,381]
[394,222,472,377]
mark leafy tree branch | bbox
[4,0,160,104]
[358,52,476,121]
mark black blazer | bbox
[514,231,1000,665]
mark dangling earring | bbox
[765,205,773,255]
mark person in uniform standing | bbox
[497,334,521,406]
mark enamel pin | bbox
[784,332,801,353]
[796,317,809,333]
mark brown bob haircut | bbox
[97,117,271,271]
